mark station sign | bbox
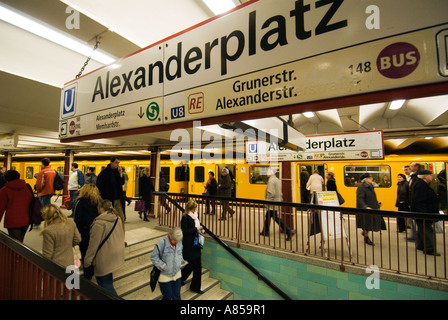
[59,0,448,140]
[246,130,384,162]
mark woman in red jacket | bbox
[0,170,32,242]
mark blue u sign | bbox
[62,85,77,116]
[248,143,257,153]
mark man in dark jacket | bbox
[218,168,234,220]
[411,169,440,256]
[96,157,125,224]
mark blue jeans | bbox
[262,210,291,235]
[39,194,52,207]
[96,273,117,295]
[159,278,182,300]
[69,190,78,209]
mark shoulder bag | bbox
[83,218,119,279]
[150,243,164,292]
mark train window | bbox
[344,165,392,188]
[175,166,189,182]
[249,166,280,184]
[26,167,34,179]
[161,167,170,183]
[194,166,205,183]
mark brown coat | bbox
[41,218,81,268]
[84,213,125,277]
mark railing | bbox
[157,192,292,300]
[156,192,448,281]
[0,231,122,300]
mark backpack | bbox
[53,171,64,191]
[26,184,43,231]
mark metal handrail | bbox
[0,231,122,300]
[155,191,293,300]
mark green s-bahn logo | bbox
[146,102,159,121]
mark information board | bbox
[246,130,384,162]
[59,0,448,140]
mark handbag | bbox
[25,184,43,231]
[134,200,146,212]
[83,218,119,279]
[194,232,205,249]
[150,243,163,292]
[336,192,345,205]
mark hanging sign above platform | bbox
[246,130,384,162]
[59,0,448,140]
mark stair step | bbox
[114,227,233,300]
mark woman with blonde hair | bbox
[41,204,81,268]
[84,200,125,294]
[73,184,102,266]
[180,200,205,294]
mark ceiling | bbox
[1,0,448,159]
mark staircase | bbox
[114,227,233,300]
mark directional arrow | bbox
[138,106,144,119]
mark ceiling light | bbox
[202,0,237,15]
[303,112,315,118]
[0,4,116,65]
[425,137,433,140]
[389,99,406,110]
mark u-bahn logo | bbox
[62,84,77,117]
[248,142,257,154]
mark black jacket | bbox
[181,215,201,261]
[411,178,439,214]
[356,182,383,231]
[96,164,124,202]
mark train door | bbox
[217,164,236,198]
[296,163,326,203]
[172,165,189,193]
[189,163,216,195]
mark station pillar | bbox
[149,146,160,218]
[281,162,294,231]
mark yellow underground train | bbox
[10,154,447,212]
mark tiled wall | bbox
[201,242,448,300]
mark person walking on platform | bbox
[0,166,6,189]
[85,167,97,185]
[83,200,125,295]
[68,163,85,215]
[326,171,345,205]
[411,170,440,256]
[395,173,409,233]
[306,170,324,204]
[356,173,384,246]
[151,227,184,300]
[260,168,294,241]
[407,162,421,240]
[138,167,154,221]
[73,184,101,265]
[204,171,218,215]
[0,170,32,242]
[36,157,56,207]
[96,157,125,226]
[300,167,310,203]
[181,200,204,295]
[218,168,234,220]
[41,204,81,268]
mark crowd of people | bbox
[0,157,208,299]
[0,157,446,299]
